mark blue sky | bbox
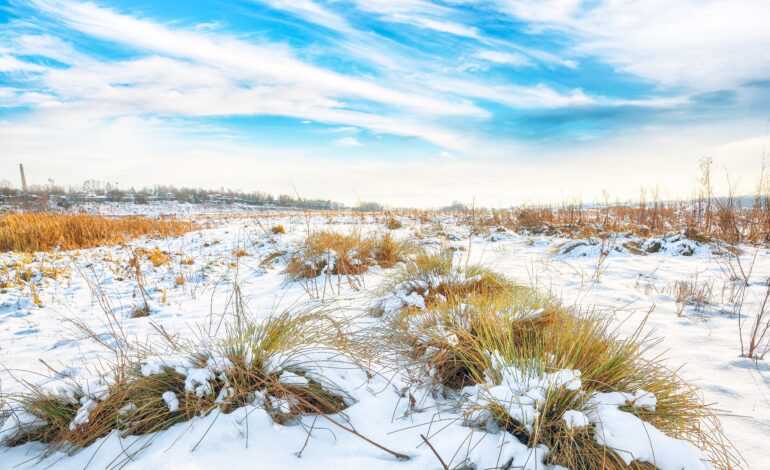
[1,0,770,206]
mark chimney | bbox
[19,164,28,192]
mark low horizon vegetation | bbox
[0,213,197,253]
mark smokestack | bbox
[19,164,28,192]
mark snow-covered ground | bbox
[1,213,768,469]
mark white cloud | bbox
[475,50,532,67]
[496,0,770,91]
[259,0,353,32]
[13,34,88,64]
[6,0,613,153]
[29,0,485,117]
[9,1,504,150]
[430,78,595,108]
[334,136,362,147]
[0,55,45,72]
[194,22,222,30]
[351,0,479,38]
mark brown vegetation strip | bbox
[0,213,197,252]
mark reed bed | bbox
[0,213,197,252]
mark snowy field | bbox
[1,210,768,469]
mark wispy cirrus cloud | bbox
[334,136,362,147]
[1,0,607,152]
[1,0,768,205]
[495,0,770,91]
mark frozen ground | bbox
[1,212,768,469]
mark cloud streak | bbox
[0,0,768,204]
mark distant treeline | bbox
[0,179,345,210]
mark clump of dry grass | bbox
[2,312,352,453]
[270,224,286,235]
[259,250,286,269]
[212,312,350,420]
[372,233,411,269]
[138,246,170,267]
[671,279,714,316]
[376,251,520,317]
[233,248,249,258]
[385,217,403,230]
[379,256,737,468]
[285,230,411,281]
[2,391,79,448]
[0,213,196,252]
[72,367,208,448]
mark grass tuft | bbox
[385,218,403,230]
[285,230,411,281]
[380,255,737,468]
[3,311,352,454]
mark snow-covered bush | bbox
[284,230,411,281]
[373,251,522,318]
[461,357,713,469]
[377,258,735,468]
[0,312,352,451]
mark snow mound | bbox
[642,232,712,257]
[458,354,712,470]
[555,237,629,258]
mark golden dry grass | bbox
[379,256,737,469]
[285,230,412,280]
[379,251,522,316]
[0,213,197,252]
[4,312,350,453]
[139,246,170,267]
[385,217,403,230]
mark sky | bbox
[1,0,770,207]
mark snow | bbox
[562,410,589,430]
[162,391,180,413]
[0,211,768,469]
[589,392,710,469]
